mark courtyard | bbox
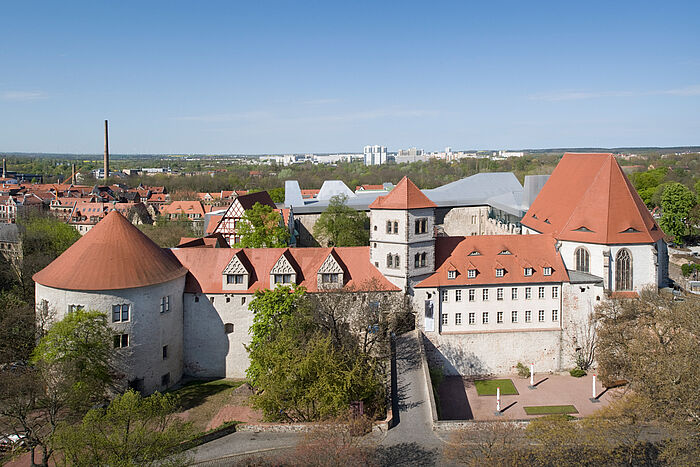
[438,373,621,421]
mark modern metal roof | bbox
[567,269,604,285]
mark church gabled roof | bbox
[33,211,187,291]
[369,176,436,210]
[521,153,663,244]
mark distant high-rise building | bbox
[363,145,388,165]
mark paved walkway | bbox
[376,331,443,466]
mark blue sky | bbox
[1,1,699,154]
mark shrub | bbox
[516,362,530,378]
[569,368,587,378]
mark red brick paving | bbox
[439,373,622,420]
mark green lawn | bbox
[474,379,518,396]
[524,405,579,415]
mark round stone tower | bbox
[33,210,188,394]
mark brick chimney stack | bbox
[71,163,76,185]
[104,120,110,180]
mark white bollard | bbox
[496,386,501,412]
[590,374,600,403]
[592,374,597,398]
[529,362,535,388]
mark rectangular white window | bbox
[511,310,518,323]
[552,309,559,321]
[113,334,129,348]
[468,289,475,302]
[455,290,462,302]
[321,273,339,283]
[539,310,545,322]
[543,267,552,276]
[468,312,475,324]
[482,289,489,301]
[448,270,457,279]
[112,304,130,322]
[441,290,448,302]
[227,274,244,284]
[455,313,462,325]
[67,304,84,314]
[525,310,532,323]
[274,274,292,284]
[441,313,448,325]
[482,312,489,324]
[511,288,518,300]
[496,268,504,277]
[539,287,545,299]
[467,269,476,279]
[497,288,503,300]
[524,267,533,276]
[160,296,170,313]
[552,286,559,299]
[497,311,503,323]
[525,287,532,299]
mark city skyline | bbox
[2,1,699,154]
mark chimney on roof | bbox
[71,163,76,185]
[104,120,110,181]
[2,158,6,178]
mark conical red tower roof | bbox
[369,176,436,210]
[522,153,663,244]
[33,211,187,291]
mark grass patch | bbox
[168,379,248,432]
[524,405,578,415]
[474,379,518,396]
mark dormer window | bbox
[524,267,533,276]
[467,269,476,279]
[468,250,481,256]
[274,274,292,284]
[543,267,552,276]
[447,270,457,280]
[496,268,505,277]
[226,274,243,284]
[321,273,339,283]
[498,249,511,255]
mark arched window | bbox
[387,254,393,268]
[394,254,400,268]
[414,253,420,268]
[575,247,590,273]
[224,323,234,334]
[421,252,427,267]
[393,221,399,233]
[615,249,633,291]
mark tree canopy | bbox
[313,194,369,247]
[237,202,289,248]
[55,389,193,467]
[659,182,697,241]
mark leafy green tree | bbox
[246,285,308,384]
[659,182,697,241]
[31,308,114,401]
[0,309,114,466]
[631,167,668,207]
[313,194,369,247]
[138,215,198,248]
[237,202,289,248]
[268,187,285,203]
[246,286,386,422]
[55,389,194,467]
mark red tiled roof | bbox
[160,201,205,216]
[356,184,385,191]
[172,246,399,294]
[369,177,436,210]
[205,214,223,234]
[416,234,568,288]
[522,153,663,244]
[33,211,187,290]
